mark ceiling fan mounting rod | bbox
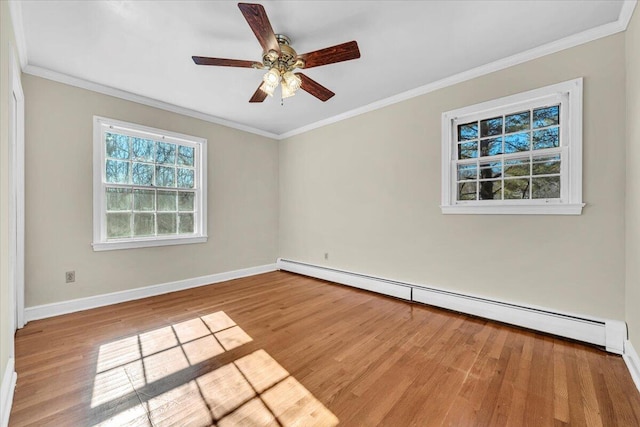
[275,34,291,46]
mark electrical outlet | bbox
[324,252,329,260]
[65,271,75,283]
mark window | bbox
[93,116,207,251]
[441,78,584,215]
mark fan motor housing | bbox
[262,34,304,71]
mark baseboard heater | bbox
[276,258,626,355]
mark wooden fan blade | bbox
[295,73,335,102]
[298,41,360,69]
[249,83,268,103]
[238,3,280,55]
[192,56,257,68]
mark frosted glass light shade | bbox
[281,83,295,98]
[283,71,301,91]
[263,68,281,86]
[262,82,276,97]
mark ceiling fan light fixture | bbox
[283,71,302,91]
[262,82,276,97]
[281,82,296,99]
[263,68,281,87]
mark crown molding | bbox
[22,65,280,140]
[12,0,638,141]
[620,0,638,29]
[279,0,637,140]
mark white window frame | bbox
[92,116,207,251]
[441,78,584,215]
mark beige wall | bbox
[23,75,279,307]
[279,34,626,321]
[626,6,640,349]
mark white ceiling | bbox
[16,1,630,137]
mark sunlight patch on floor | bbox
[217,397,279,427]
[182,335,225,364]
[90,311,338,426]
[93,403,151,427]
[95,335,140,373]
[215,325,253,351]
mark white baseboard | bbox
[624,340,640,393]
[25,263,277,322]
[277,258,412,300]
[1,358,17,427]
[277,258,626,354]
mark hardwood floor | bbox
[9,271,640,426]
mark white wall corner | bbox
[24,263,277,322]
[619,0,638,30]
[1,358,17,427]
[623,340,640,394]
[605,320,627,354]
[7,0,28,69]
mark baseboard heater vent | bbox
[276,258,626,354]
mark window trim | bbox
[92,116,208,251]
[440,78,584,215]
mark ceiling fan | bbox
[192,2,361,103]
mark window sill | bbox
[92,235,208,251]
[440,203,585,215]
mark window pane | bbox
[457,164,477,181]
[458,182,477,200]
[533,127,559,150]
[106,133,130,160]
[156,142,176,165]
[106,188,131,211]
[106,160,130,184]
[178,191,195,211]
[155,166,176,187]
[132,163,154,186]
[177,168,195,189]
[179,213,194,234]
[532,176,560,198]
[134,189,155,211]
[480,137,503,157]
[505,111,530,133]
[504,132,530,153]
[479,180,502,200]
[134,213,155,236]
[132,138,155,162]
[479,161,502,179]
[533,105,559,128]
[157,190,177,211]
[178,146,195,166]
[480,117,502,137]
[458,142,478,159]
[457,122,478,141]
[504,178,530,199]
[504,158,530,177]
[157,213,177,235]
[532,155,561,175]
[106,213,131,238]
